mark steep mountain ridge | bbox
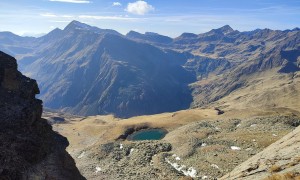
[64,20,121,36]
[17,20,122,69]
[20,28,196,117]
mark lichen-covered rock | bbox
[0,51,84,179]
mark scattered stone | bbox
[78,151,85,159]
[95,166,101,173]
[211,164,220,169]
[231,146,241,151]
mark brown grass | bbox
[217,130,286,149]
[265,172,300,180]
[179,176,194,180]
[288,157,300,167]
[200,144,227,153]
[294,157,300,162]
[269,165,282,173]
[211,68,300,116]
[53,108,220,151]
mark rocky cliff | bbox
[0,51,84,179]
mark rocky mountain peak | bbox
[145,32,159,36]
[63,20,121,36]
[126,30,142,37]
[209,25,234,35]
[63,20,94,32]
[178,32,198,39]
[219,25,234,32]
[292,27,300,31]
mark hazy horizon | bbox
[2,20,300,39]
[1,0,300,37]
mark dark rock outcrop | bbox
[0,51,84,179]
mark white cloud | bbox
[78,15,139,21]
[40,13,57,17]
[49,0,90,3]
[125,1,154,15]
[113,2,122,6]
[40,13,74,19]
[40,12,140,21]
[61,15,74,18]
[50,20,72,23]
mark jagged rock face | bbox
[0,51,84,179]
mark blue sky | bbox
[1,0,300,37]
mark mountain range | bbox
[0,20,299,117]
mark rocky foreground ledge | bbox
[221,125,300,180]
[0,51,84,179]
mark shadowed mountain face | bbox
[10,21,196,118]
[1,21,299,117]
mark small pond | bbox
[127,128,167,141]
